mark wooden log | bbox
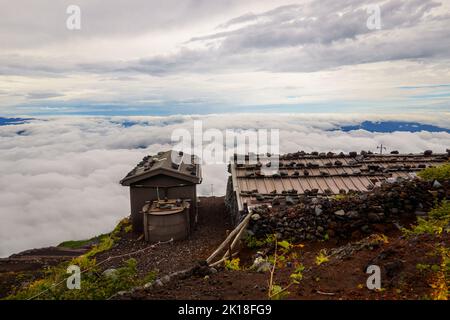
[209,252,238,267]
[226,230,232,260]
[221,215,251,260]
[206,213,251,264]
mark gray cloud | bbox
[132,0,449,74]
[26,92,64,100]
[1,0,448,77]
[0,0,250,49]
[0,0,449,113]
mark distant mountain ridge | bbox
[339,121,450,133]
[0,117,32,126]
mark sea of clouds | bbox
[1,113,449,257]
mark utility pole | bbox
[377,144,386,155]
[211,184,214,197]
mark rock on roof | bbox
[229,150,449,212]
[120,150,202,186]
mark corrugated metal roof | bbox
[230,151,449,211]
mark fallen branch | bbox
[209,252,238,267]
[316,290,336,296]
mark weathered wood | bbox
[316,290,336,296]
[209,252,238,267]
[226,230,232,260]
[206,213,250,264]
[221,215,251,261]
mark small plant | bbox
[315,249,329,266]
[244,235,265,248]
[403,201,450,237]
[244,234,277,249]
[290,264,305,284]
[58,234,108,249]
[269,284,290,300]
[143,270,158,284]
[429,246,450,300]
[85,236,115,259]
[224,258,241,271]
[332,194,348,201]
[266,237,304,300]
[277,240,292,251]
[404,198,449,300]
[368,233,389,246]
[416,263,431,272]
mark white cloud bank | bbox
[0,113,449,257]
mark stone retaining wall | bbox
[248,179,449,241]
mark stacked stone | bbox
[248,179,449,241]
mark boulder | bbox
[315,206,323,216]
[251,214,261,221]
[251,257,272,273]
[433,180,442,188]
[102,268,118,279]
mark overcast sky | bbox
[1,0,450,115]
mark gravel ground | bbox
[94,197,231,277]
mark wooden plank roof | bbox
[230,150,449,211]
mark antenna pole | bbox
[377,144,386,155]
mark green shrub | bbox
[245,234,276,248]
[58,234,109,249]
[418,163,450,181]
[4,217,144,300]
[403,201,450,236]
[6,258,147,300]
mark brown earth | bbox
[123,231,448,300]
[1,195,447,300]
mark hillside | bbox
[1,165,449,300]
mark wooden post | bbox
[226,230,232,261]
[206,213,251,264]
[222,215,251,261]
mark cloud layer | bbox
[1,114,449,257]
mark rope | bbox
[27,238,173,300]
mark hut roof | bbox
[120,150,202,186]
[229,150,450,212]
